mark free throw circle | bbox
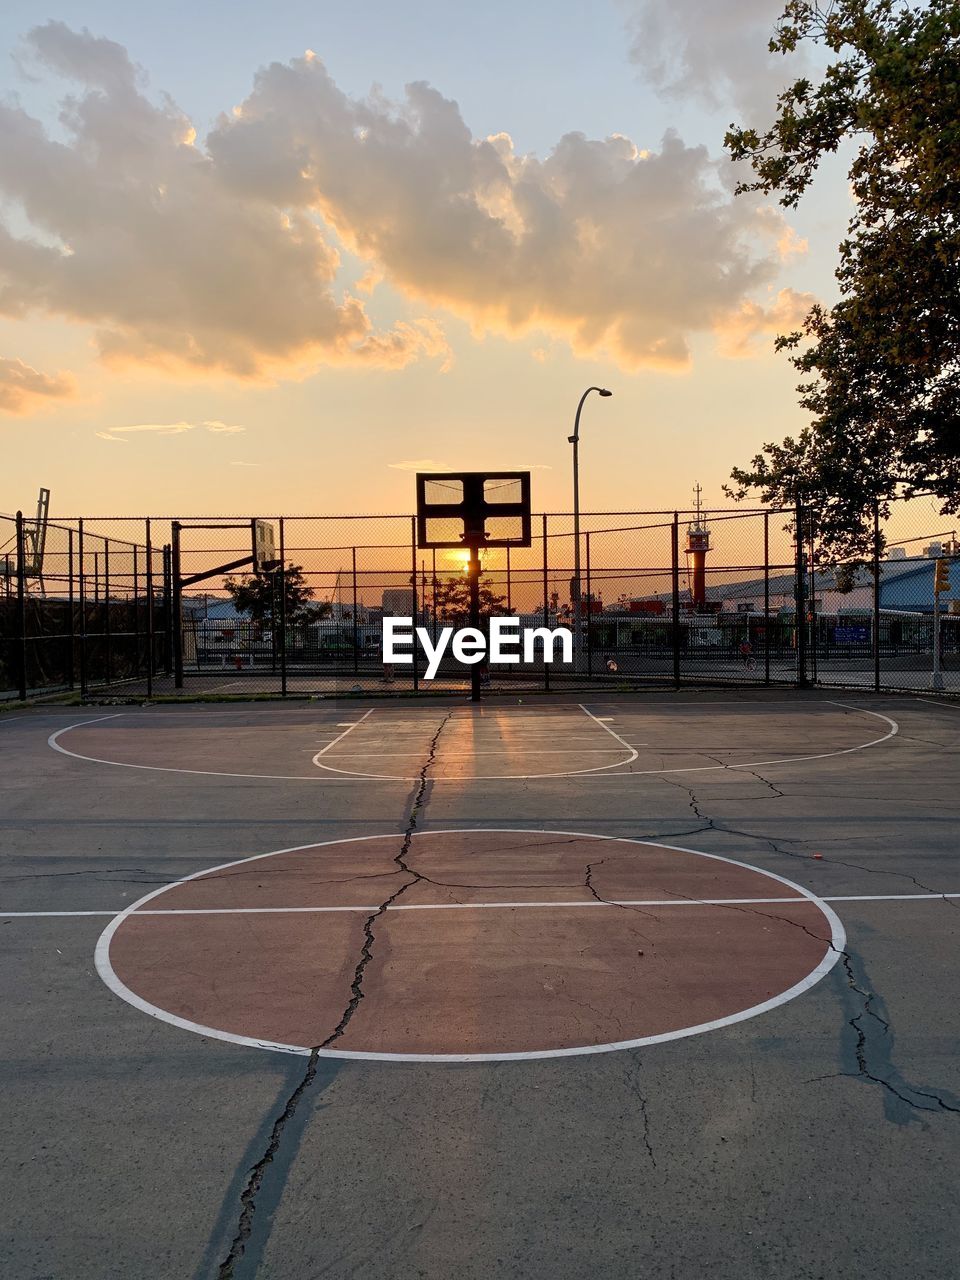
[96,830,844,1061]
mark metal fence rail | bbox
[2,498,958,700]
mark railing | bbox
[2,499,958,699]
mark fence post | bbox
[873,500,881,693]
[104,538,112,688]
[162,544,173,675]
[279,517,287,697]
[763,511,771,685]
[351,546,359,677]
[585,532,593,676]
[506,546,512,617]
[671,512,681,689]
[133,540,140,684]
[808,519,818,684]
[542,514,550,693]
[145,520,154,699]
[78,519,87,698]
[410,516,419,693]
[172,521,184,689]
[794,498,808,688]
[67,528,75,691]
[15,511,27,701]
[432,549,438,648]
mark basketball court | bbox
[2,690,959,1278]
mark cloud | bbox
[229,460,259,467]
[0,23,806,380]
[0,23,450,378]
[200,420,245,433]
[27,20,142,92]
[389,459,551,472]
[625,0,810,119]
[95,419,246,441]
[714,287,815,356]
[0,355,75,413]
[208,55,804,370]
[388,459,452,471]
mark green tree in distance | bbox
[432,573,508,624]
[725,0,960,555]
[224,564,330,626]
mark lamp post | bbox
[569,386,612,670]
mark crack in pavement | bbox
[215,711,453,1280]
[645,832,960,1120]
[0,867,183,882]
[557,982,626,1039]
[736,768,786,799]
[660,770,959,910]
[632,721,960,1109]
[808,952,960,1118]
[624,1058,657,1168]
[584,860,656,941]
[844,970,957,1113]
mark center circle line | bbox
[95,828,846,1063]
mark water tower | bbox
[685,484,711,610]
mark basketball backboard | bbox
[252,519,279,572]
[416,472,531,549]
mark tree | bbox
[725,0,960,556]
[223,563,329,626]
[432,573,508,624]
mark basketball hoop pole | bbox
[467,543,482,703]
[415,471,532,702]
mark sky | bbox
[0,0,855,518]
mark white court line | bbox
[4,711,119,727]
[914,697,960,711]
[312,709,374,758]
[586,698,912,711]
[46,712,409,783]
[48,714,124,760]
[328,748,629,756]
[46,703,900,784]
[578,703,640,756]
[631,701,898,777]
[313,705,639,780]
[358,735,616,743]
[362,716,608,724]
[5,891,959,919]
[3,910,121,917]
[94,827,846,1062]
[311,703,898,780]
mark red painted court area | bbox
[100,830,841,1060]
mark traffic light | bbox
[934,558,951,594]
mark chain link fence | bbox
[1,512,170,699]
[2,497,958,700]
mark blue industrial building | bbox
[879,560,954,612]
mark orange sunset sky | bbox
[0,2,854,517]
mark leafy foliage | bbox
[431,573,508,623]
[223,563,329,626]
[725,0,960,555]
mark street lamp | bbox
[568,386,612,669]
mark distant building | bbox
[382,588,415,615]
